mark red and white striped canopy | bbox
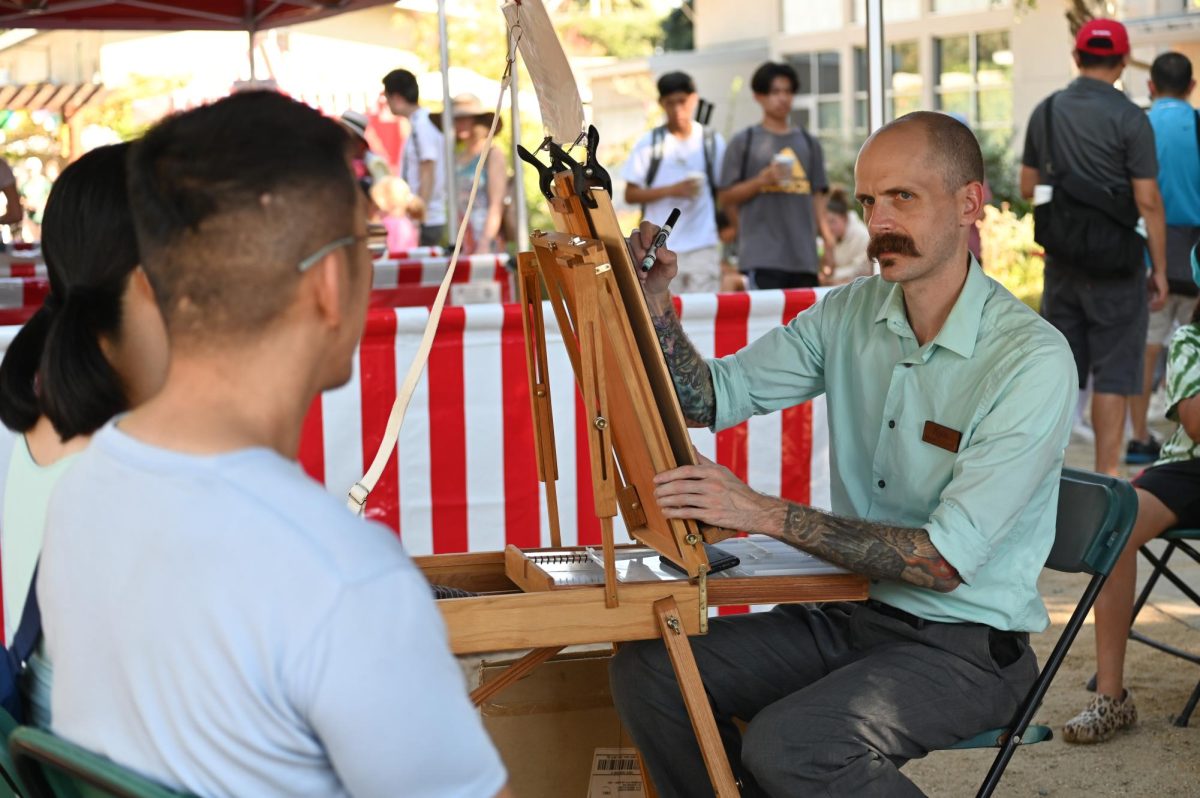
[0,1,394,31]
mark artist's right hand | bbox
[628,221,677,300]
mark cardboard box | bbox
[474,650,646,798]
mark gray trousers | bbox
[610,602,1037,798]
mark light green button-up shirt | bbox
[708,261,1076,632]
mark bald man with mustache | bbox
[611,111,1077,798]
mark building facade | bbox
[584,0,1200,188]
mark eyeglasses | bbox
[297,234,367,273]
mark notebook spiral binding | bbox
[528,552,591,565]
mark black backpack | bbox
[1032,93,1146,278]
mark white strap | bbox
[348,24,523,515]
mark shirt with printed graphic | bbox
[1158,322,1200,465]
[718,125,828,274]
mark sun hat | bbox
[430,94,496,128]
[339,109,370,143]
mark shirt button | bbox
[878,479,886,489]
[888,420,896,429]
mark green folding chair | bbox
[1126,526,1200,726]
[945,467,1138,798]
[8,726,197,798]
[0,707,24,798]
[1085,525,1200,725]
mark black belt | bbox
[865,599,940,629]
[865,600,1030,667]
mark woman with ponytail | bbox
[0,142,167,725]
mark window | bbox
[853,0,921,24]
[784,50,843,136]
[889,40,922,122]
[932,0,1006,13]
[782,0,844,34]
[852,43,923,131]
[934,30,1012,131]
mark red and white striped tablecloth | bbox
[297,288,830,556]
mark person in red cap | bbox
[1020,20,1168,482]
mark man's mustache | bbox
[868,233,921,261]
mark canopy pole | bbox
[438,0,457,237]
[510,59,529,252]
[866,0,885,134]
[248,28,257,82]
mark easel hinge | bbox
[616,484,647,530]
[698,569,708,634]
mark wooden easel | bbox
[414,142,868,797]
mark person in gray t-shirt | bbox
[1020,17,1168,481]
[719,62,833,289]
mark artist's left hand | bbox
[653,452,784,534]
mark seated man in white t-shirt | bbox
[623,71,726,294]
[38,92,509,798]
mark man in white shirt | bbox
[623,72,726,293]
[384,68,447,247]
[39,91,509,798]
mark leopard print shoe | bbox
[1062,690,1138,744]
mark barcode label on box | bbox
[587,747,644,797]
[595,755,637,774]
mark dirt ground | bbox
[904,425,1200,797]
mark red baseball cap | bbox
[1075,19,1130,56]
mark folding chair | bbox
[9,726,197,798]
[1127,526,1200,727]
[0,708,24,798]
[945,468,1138,798]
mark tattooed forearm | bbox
[649,300,716,428]
[778,504,962,592]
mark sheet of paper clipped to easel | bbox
[525,535,851,587]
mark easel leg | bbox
[469,646,565,706]
[517,251,563,548]
[653,597,740,797]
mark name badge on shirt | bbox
[922,421,962,453]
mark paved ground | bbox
[906,418,1200,796]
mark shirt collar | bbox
[873,255,990,359]
[1070,76,1122,95]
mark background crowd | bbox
[0,10,1195,798]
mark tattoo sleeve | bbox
[780,503,962,592]
[649,300,716,428]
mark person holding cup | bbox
[718,61,836,290]
[623,71,726,293]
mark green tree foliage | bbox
[662,1,695,52]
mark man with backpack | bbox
[1127,52,1200,464]
[623,71,726,293]
[1021,18,1168,476]
[718,61,835,290]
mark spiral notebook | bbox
[525,535,848,587]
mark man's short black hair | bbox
[875,111,985,191]
[127,91,356,344]
[657,71,696,98]
[1076,50,1125,71]
[382,69,419,104]
[750,62,799,95]
[1151,51,1193,97]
